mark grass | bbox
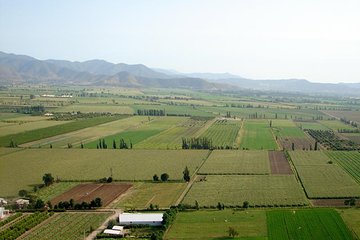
[0,149,208,197]
[164,210,267,240]
[239,120,278,150]
[271,120,306,138]
[36,182,80,202]
[200,119,242,148]
[338,209,360,239]
[114,182,187,209]
[0,115,128,147]
[182,175,307,207]
[290,151,360,198]
[21,212,112,240]
[198,150,270,175]
[325,151,360,184]
[267,209,353,240]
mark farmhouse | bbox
[119,213,164,226]
[16,199,29,209]
[0,198,7,206]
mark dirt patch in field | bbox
[268,151,293,174]
[279,137,315,150]
[51,183,132,207]
[312,199,360,207]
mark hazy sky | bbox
[1,0,359,83]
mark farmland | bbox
[322,110,360,124]
[134,117,207,149]
[267,209,353,240]
[290,151,360,198]
[53,103,134,114]
[50,183,132,206]
[339,209,360,239]
[198,150,270,175]
[164,210,267,240]
[271,120,306,138]
[114,182,187,209]
[268,151,292,174]
[239,120,278,150]
[199,119,241,148]
[20,212,112,240]
[325,151,360,183]
[21,115,145,148]
[36,182,80,202]
[183,175,307,207]
[296,121,329,130]
[0,115,127,147]
[0,149,208,196]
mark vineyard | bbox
[199,119,241,148]
[326,151,360,183]
[182,175,307,207]
[0,212,51,240]
[267,209,353,240]
[198,150,270,174]
[21,212,111,240]
[0,213,22,228]
[306,129,359,150]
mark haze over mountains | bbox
[0,52,359,96]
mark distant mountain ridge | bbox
[0,51,359,95]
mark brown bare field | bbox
[279,137,315,150]
[268,151,293,174]
[312,199,360,207]
[51,183,132,206]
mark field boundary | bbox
[234,119,243,148]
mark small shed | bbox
[119,213,163,226]
[103,229,123,236]
[112,226,124,231]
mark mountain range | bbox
[0,51,359,96]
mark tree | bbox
[183,166,190,182]
[106,177,113,183]
[80,142,84,149]
[228,226,239,238]
[153,174,159,181]
[314,141,318,151]
[160,173,169,182]
[42,173,54,186]
[112,139,117,149]
[50,144,52,149]
[217,202,222,210]
[269,120,272,128]
[291,142,295,151]
[34,199,45,209]
[243,201,249,209]
[195,200,199,210]
[18,189,28,197]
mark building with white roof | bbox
[119,213,164,226]
[103,229,124,236]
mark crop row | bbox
[326,151,360,183]
[0,212,51,240]
[200,119,241,148]
[22,212,111,240]
[0,213,22,228]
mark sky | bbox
[0,0,359,83]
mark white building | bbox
[119,213,164,226]
[103,229,124,236]
[16,199,29,209]
[0,207,9,219]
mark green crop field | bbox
[296,121,329,130]
[0,115,128,147]
[134,118,206,149]
[339,209,360,239]
[200,119,241,148]
[164,210,267,240]
[22,116,147,148]
[326,151,360,183]
[53,103,134,114]
[323,110,360,124]
[271,120,306,138]
[183,175,307,207]
[267,209,353,240]
[21,212,112,240]
[36,182,80,202]
[198,150,270,175]
[0,149,208,197]
[239,120,278,150]
[319,120,357,131]
[114,182,186,209]
[290,151,360,198]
